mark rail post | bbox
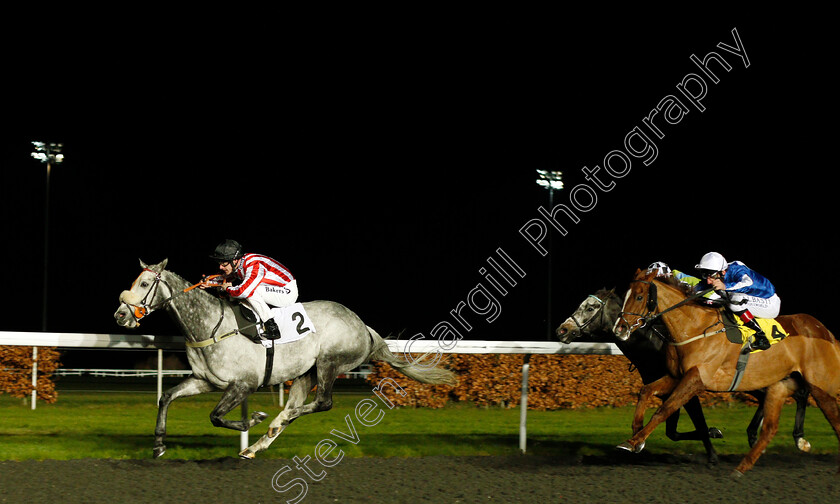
[519,353,531,454]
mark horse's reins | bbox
[123,269,275,387]
[619,280,723,346]
[126,270,221,321]
[123,271,260,346]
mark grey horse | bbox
[114,259,456,459]
[557,288,811,463]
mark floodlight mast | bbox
[536,169,564,190]
[535,169,563,341]
[30,142,64,332]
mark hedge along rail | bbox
[0,330,619,453]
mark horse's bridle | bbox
[122,269,198,322]
[617,280,658,333]
[121,269,169,321]
[569,294,609,334]
[618,279,714,335]
[121,268,233,344]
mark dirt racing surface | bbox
[2,453,839,503]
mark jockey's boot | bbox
[263,318,282,340]
[737,309,771,351]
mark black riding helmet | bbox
[210,239,244,262]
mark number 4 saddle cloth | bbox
[723,311,788,354]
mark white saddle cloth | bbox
[264,303,316,345]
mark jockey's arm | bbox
[226,263,266,299]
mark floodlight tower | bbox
[31,141,65,332]
[535,169,563,341]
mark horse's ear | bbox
[154,258,169,272]
[139,259,148,269]
[608,287,615,295]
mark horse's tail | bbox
[366,326,457,386]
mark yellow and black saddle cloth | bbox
[722,311,788,353]
[722,311,789,391]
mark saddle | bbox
[231,303,263,344]
[720,309,788,391]
[720,309,788,351]
[230,302,277,389]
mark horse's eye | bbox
[140,282,149,288]
[636,295,644,302]
[586,307,594,312]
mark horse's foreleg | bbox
[632,376,678,436]
[242,371,316,459]
[154,376,216,458]
[209,381,259,431]
[619,367,704,453]
[733,378,796,478]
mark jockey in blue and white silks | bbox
[695,252,779,351]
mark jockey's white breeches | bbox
[729,292,780,319]
[243,280,299,321]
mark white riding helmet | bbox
[695,252,727,272]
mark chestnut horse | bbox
[613,268,840,477]
[556,287,811,465]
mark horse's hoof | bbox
[796,437,811,453]
[252,411,268,424]
[615,442,634,452]
[708,427,723,439]
[239,448,255,460]
[153,446,166,458]
[616,441,644,453]
[730,469,744,480]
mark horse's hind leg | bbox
[744,389,765,448]
[154,376,216,458]
[242,371,316,459]
[680,395,719,466]
[302,363,339,414]
[809,385,840,473]
[792,387,811,452]
[243,364,341,459]
[732,378,796,478]
[209,381,262,431]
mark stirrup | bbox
[263,319,282,340]
[747,333,771,352]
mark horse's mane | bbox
[161,269,229,305]
[654,275,695,296]
[594,287,620,303]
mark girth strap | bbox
[727,350,750,392]
[262,340,275,388]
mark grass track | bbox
[1,391,836,461]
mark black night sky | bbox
[1,13,834,367]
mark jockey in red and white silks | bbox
[227,253,298,321]
[209,239,298,339]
